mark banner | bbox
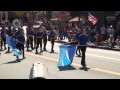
[57,45,76,67]
[6,35,22,56]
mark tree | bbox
[11,11,26,17]
[51,11,71,21]
[46,11,52,21]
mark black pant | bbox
[1,37,6,50]
[27,36,33,50]
[51,39,55,52]
[43,37,47,50]
[34,37,37,48]
[7,46,10,52]
[16,43,25,58]
[36,38,42,52]
[80,46,87,67]
[76,45,81,55]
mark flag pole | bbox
[87,11,91,44]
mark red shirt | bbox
[97,34,103,42]
[5,21,10,25]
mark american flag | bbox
[88,13,97,25]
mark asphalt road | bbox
[0,26,120,79]
[0,41,120,79]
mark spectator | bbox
[100,24,107,40]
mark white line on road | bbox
[87,48,120,55]
[46,46,120,62]
[86,54,120,62]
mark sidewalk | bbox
[55,39,120,51]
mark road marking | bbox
[87,48,120,56]
[86,54,120,62]
[26,52,120,76]
[46,46,120,62]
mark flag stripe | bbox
[88,13,97,25]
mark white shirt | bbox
[107,28,114,36]
[100,26,106,35]
[12,19,21,29]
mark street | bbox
[0,40,120,79]
[0,26,120,79]
[0,11,120,79]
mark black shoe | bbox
[22,57,26,59]
[78,53,82,57]
[40,50,43,53]
[80,66,88,71]
[50,51,54,53]
[4,47,7,50]
[26,49,29,52]
[16,59,20,62]
[43,48,46,51]
[26,49,31,52]
[13,54,16,56]
[5,51,11,53]
[35,52,38,54]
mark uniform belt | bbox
[51,38,55,39]
[37,37,42,38]
[28,35,33,37]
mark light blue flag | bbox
[57,44,76,67]
[6,35,22,56]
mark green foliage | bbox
[11,11,26,17]
[51,11,71,21]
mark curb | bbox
[88,46,120,51]
[55,40,120,51]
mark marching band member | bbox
[0,26,7,50]
[35,27,43,54]
[76,29,82,56]
[16,29,25,60]
[42,26,47,51]
[78,29,89,69]
[6,26,13,53]
[26,25,34,51]
[50,28,56,53]
[33,27,38,49]
[12,27,18,39]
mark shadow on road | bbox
[29,67,33,79]
[3,59,21,64]
[4,52,12,54]
[0,49,4,51]
[58,66,76,71]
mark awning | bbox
[51,18,59,21]
[69,17,79,22]
[106,16,115,21]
